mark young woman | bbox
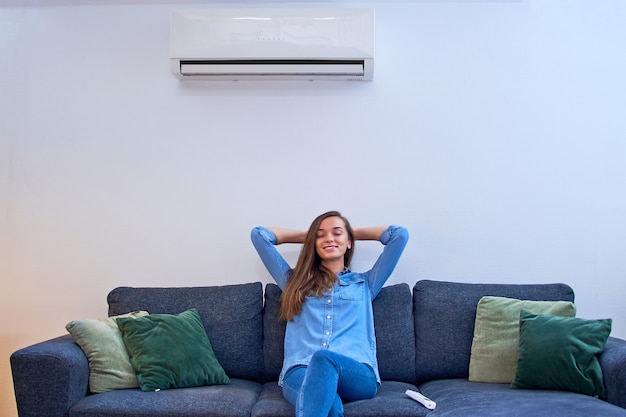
[251,211,409,417]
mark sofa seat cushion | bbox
[69,378,261,417]
[251,381,431,417]
[418,379,626,417]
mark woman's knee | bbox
[309,350,340,369]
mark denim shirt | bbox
[250,225,409,385]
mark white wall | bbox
[1,1,625,416]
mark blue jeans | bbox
[282,350,378,417]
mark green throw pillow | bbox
[117,308,229,391]
[65,310,149,393]
[511,310,612,398]
[469,296,576,383]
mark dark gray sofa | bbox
[11,280,626,417]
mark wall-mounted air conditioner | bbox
[170,8,375,81]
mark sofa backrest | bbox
[372,282,417,382]
[105,280,576,386]
[412,279,575,384]
[262,283,284,382]
[263,282,417,383]
[107,282,265,381]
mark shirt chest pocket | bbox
[339,280,365,301]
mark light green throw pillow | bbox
[65,310,149,393]
[117,308,230,392]
[512,310,612,398]
[469,296,576,383]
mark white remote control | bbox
[405,389,436,410]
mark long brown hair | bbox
[280,211,355,321]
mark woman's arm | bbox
[271,226,387,243]
[266,228,307,245]
[353,226,387,241]
[364,225,409,298]
[250,227,294,289]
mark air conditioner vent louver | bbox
[170,8,375,81]
[179,60,366,77]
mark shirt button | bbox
[327,299,332,303]
[322,342,327,347]
[327,315,331,319]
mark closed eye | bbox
[317,227,344,237]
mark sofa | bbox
[11,279,626,417]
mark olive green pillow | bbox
[65,310,149,393]
[117,308,229,391]
[469,296,576,383]
[512,310,612,398]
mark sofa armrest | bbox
[10,334,89,417]
[600,336,626,409]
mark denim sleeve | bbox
[250,226,292,290]
[366,225,409,299]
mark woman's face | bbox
[315,216,352,265]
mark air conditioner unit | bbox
[170,8,375,81]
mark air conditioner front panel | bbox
[170,8,375,80]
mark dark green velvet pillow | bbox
[511,310,611,398]
[117,309,229,391]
